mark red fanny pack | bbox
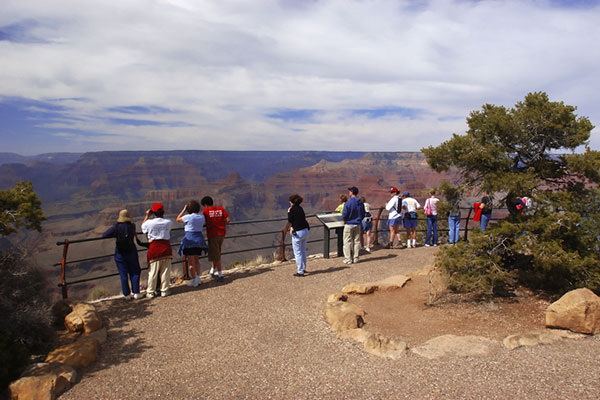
[147,239,172,262]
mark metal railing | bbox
[54,206,504,299]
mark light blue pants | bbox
[448,216,461,244]
[480,213,491,231]
[292,228,309,274]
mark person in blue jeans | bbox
[286,194,310,276]
[102,209,142,299]
[424,191,439,246]
[479,195,493,231]
[448,200,461,244]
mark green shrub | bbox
[0,250,55,391]
[87,287,110,301]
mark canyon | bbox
[0,151,455,299]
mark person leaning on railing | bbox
[102,209,143,300]
[141,203,173,298]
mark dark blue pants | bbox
[426,215,438,245]
[115,250,141,296]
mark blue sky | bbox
[1,0,599,155]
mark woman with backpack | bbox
[102,209,142,299]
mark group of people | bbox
[102,197,229,299]
[103,187,498,295]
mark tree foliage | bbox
[423,92,600,295]
[0,181,46,236]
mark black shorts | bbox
[182,247,205,256]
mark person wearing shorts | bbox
[385,187,403,248]
[201,196,230,282]
[176,199,208,287]
[401,191,421,248]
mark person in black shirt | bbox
[102,209,142,299]
[286,194,310,276]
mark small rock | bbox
[323,301,365,331]
[411,335,498,359]
[64,303,103,334]
[363,333,407,359]
[327,293,348,303]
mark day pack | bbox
[116,223,135,254]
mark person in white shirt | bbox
[141,203,173,298]
[401,191,421,248]
[385,187,403,248]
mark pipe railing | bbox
[54,206,505,299]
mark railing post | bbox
[279,230,287,261]
[373,207,383,245]
[464,207,473,241]
[60,239,70,299]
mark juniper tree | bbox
[422,92,600,294]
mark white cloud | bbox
[1,0,599,154]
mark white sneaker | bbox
[425,244,431,247]
[133,293,143,299]
[365,247,371,253]
[160,291,170,297]
[146,292,155,299]
[123,294,131,300]
[343,259,352,264]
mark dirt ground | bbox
[350,272,551,346]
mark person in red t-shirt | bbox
[201,196,230,282]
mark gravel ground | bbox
[59,246,600,399]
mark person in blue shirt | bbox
[342,186,366,264]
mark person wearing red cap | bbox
[385,187,403,248]
[141,202,173,298]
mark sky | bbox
[1,0,599,155]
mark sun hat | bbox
[117,209,132,223]
[151,203,164,213]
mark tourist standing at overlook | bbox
[176,199,208,288]
[342,186,365,264]
[141,203,173,298]
[385,187,403,249]
[201,196,230,282]
[448,198,462,244]
[102,209,142,299]
[401,191,420,248]
[424,191,440,247]
[335,194,348,213]
[479,195,493,231]
[360,196,372,253]
[286,194,310,277]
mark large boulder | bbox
[545,288,600,335]
[322,301,365,331]
[9,363,76,400]
[45,337,100,369]
[64,303,102,334]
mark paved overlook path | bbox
[60,247,600,399]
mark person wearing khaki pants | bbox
[142,203,173,298]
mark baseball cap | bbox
[151,203,164,213]
[347,186,359,195]
[402,191,410,197]
[390,187,399,193]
